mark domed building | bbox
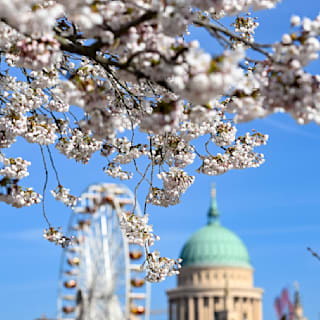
[167,187,263,320]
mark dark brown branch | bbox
[114,10,157,38]
[57,36,173,91]
[194,19,273,59]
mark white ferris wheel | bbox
[57,183,151,320]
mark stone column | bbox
[203,298,208,320]
[198,297,204,319]
[176,299,180,320]
[212,297,216,320]
[179,298,185,320]
[188,297,195,320]
[253,299,262,320]
[248,299,253,320]
[208,296,214,320]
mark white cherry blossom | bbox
[51,185,79,207]
[0,156,30,179]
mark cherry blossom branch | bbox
[194,19,273,59]
[56,36,173,91]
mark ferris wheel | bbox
[57,183,151,320]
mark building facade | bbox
[167,187,263,320]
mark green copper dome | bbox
[180,186,251,268]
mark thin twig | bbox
[144,135,154,215]
[68,109,79,123]
[133,159,151,185]
[133,162,151,214]
[205,135,213,156]
[39,145,51,227]
[192,145,202,157]
[46,146,62,186]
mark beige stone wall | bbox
[178,266,254,289]
[167,266,263,320]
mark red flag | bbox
[288,300,294,320]
[274,297,282,318]
[275,288,294,319]
[280,288,290,310]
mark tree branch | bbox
[194,19,273,59]
[113,10,157,38]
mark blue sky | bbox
[1,1,320,319]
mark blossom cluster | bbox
[104,163,133,180]
[112,137,148,164]
[190,0,280,13]
[51,185,79,208]
[148,168,195,207]
[56,129,102,164]
[172,46,245,105]
[142,250,182,283]
[0,154,41,207]
[0,184,41,208]
[232,13,259,45]
[12,36,61,70]
[199,132,269,175]
[43,227,73,248]
[119,210,182,282]
[119,212,159,247]
[227,13,320,124]
[0,155,30,179]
